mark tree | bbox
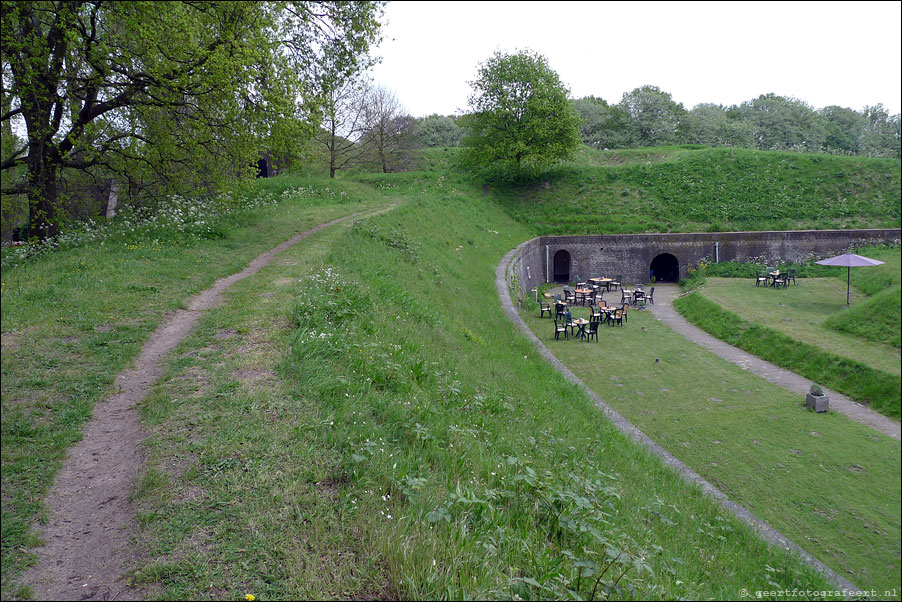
[682,103,754,148]
[412,114,462,147]
[361,86,414,173]
[1,1,384,238]
[314,74,370,178]
[460,50,580,177]
[820,105,866,154]
[737,94,826,151]
[570,96,633,149]
[859,104,901,158]
[617,85,685,147]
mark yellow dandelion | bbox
[245,595,256,601]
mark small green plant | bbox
[809,384,824,397]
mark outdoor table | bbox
[768,271,781,287]
[572,318,589,339]
[574,288,593,305]
[590,277,613,291]
[597,305,615,324]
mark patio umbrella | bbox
[814,253,884,305]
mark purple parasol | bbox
[815,253,885,305]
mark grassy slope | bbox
[128,171,838,599]
[521,302,900,594]
[823,247,902,348]
[696,277,900,375]
[490,146,901,234]
[0,177,381,596]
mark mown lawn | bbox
[697,277,900,376]
[521,301,901,595]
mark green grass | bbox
[520,301,901,594]
[673,292,900,419]
[696,276,900,375]
[0,176,383,596]
[490,146,901,234]
[127,171,839,600]
[826,285,902,347]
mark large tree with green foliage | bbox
[412,114,461,148]
[618,85,685,147]
[1,1,383,238]
[738,93,826,151]
[571,96,632,149]
[460,50,580,177]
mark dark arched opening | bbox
[553,250,571,283]
[256,158,269,178]
[650,253,679,282]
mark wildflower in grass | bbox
[245,595,256,601]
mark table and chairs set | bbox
[542,275,644,341]
[755,267,797,288]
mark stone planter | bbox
[806,393,829,413]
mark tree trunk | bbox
[26,151,61,239]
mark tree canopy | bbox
[460,50,580,178]
[1,1,384,238]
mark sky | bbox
[369,0,902,118]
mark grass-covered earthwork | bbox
[521,298,901,594]
[126,172,839,600]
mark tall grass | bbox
[491,146,900,234]
[127,172,835,599]
[0,179,376,596]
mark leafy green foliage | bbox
[618,85,686,147]
[0,1,384,237]
[460,50,580,179]
[412,114,462,147]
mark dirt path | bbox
[21,209,378,601]
[648,284,900,440]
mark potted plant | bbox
[805,384,829,413]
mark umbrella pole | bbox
[847,266,850,305]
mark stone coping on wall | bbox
[535,227,901,245]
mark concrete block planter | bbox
[805,392,829,413]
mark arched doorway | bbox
[256,158,269,178]
[650,253,679,282]
[553,250,571,283]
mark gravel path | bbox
[21,209,378,601]
[648,284,900,440]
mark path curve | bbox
[495,242,859,593]
[648,284,900,441]
[22,207,384,601]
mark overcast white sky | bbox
[369,0,902,118]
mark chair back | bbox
[648,287,655,299]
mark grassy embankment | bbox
[491,145,901,234]
[125,170,840,599]
[0,177,380,597]
[673,245,901,420]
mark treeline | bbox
[412,86,901,160]
[572,86,901,158]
